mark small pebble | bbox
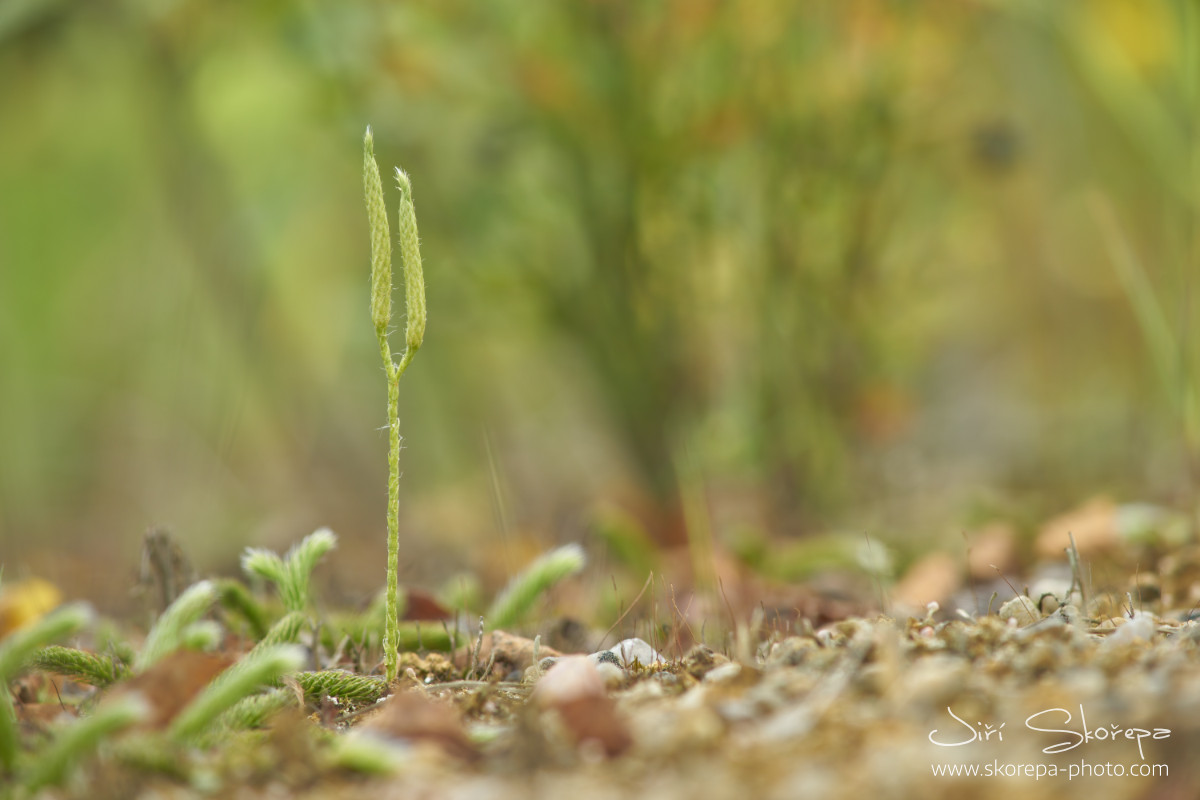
[1105,611,1157,647]
[704,662,744,685]
[588,637,663,670]
[590,650,622,668]
[997,595,1040,626]
[595,662,625,688]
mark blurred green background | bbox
[1,0,1197,609]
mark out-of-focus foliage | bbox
[0,0,1196,604]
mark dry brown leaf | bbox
[111,650,233,728]
[401,588,452,622]
[1036,497,1118,559]
[891,551,962,611]
[967,522,1019,581]
[360,689,479,762]
[15,702,78,733]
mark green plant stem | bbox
[364,128,425,684]
[380,335,400,683]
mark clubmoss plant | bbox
[241,528,337,614]
[168,644,305,742]
[295,670,388,705]
[30,645,128,688]
[0,603,91,776]
[213,669,385,734]
[256,609,307,648]
[21,694,149,795]
[363,126,427,682]
[133,580,217,671]
[486,543,586,630]
[202,611,306,698]
[215,578,269,639]
[218,687,297,732]
[191,612,308,737]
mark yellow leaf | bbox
[0,577,63,639]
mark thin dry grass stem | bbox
[1066,532,1089,615]
[482,645,497,680]
[669,583,696,661]
[649,577,663,663]
[427,680,528,693]
[598,572,654,651]
[992,566,1038,621]
[961,529,982,617]
[863,532,890,615]
[468,617,485,680]
[717,576,738,658]
[1133,562,1144,614]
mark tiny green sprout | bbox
[363,126,428,682]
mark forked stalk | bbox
[363,127,427,682]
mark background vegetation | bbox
[1,0,1197,611]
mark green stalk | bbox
[382,333,400,683]
[363,127,426,682]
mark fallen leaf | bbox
[0,577,63,639]
[1036,498,1118,559]
[111,650,233,728]
[360,690,479,761]
[14,702,77,732]
[892,551,961,611]
[967,522,1019,581]
[401,588,452,622]
[453,630,562,677]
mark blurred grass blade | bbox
[487,543,586,630]
[1088,194,1179,408]
[23,695,148,794]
